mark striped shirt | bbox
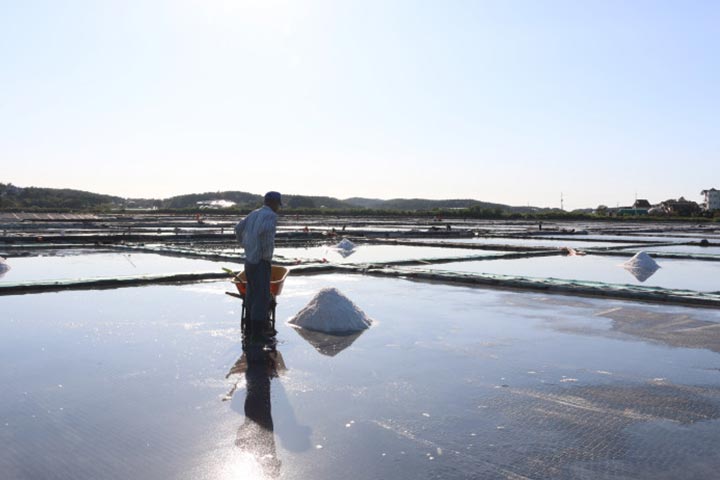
[234,206,278,264]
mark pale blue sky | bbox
[1,0,718,209]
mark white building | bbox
[701,188,720,211]
[197,199,236,209]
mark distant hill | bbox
[345,197,547,213]
[154,192,546,212]
[362,198,514,211]
[0,183,124,210]
[344,197,386,209]
[283,195,349,209]
[159,192,351,210]
[0,182,548,213]
[160,191,260,209]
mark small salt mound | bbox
[622,251,660,282]
[289,287,372,333]
[623,251,660,270]
[335,238,355,251]
[0,257,9,279]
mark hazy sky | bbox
[1,0,718,209]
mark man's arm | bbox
[260,214,278,261]
[234,218,246,243]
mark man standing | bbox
[235,191,282,337]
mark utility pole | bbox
[560,192,564,211]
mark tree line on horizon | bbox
[0,182,544,213]
[1,182,717,220]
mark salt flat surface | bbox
[0,251,231,283]
[414,255,720,292]
[274,244,506,264]
[413,237,638,248]
[638,232,720,240]
[2,276,720,479]
[621,244,720,256]
[544,234,711,243]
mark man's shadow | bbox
[225,344,312,478]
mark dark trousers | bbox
[245,260,271,332]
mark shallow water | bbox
[634,232,720,240]
[620,244,720,256]
[413,237,639,249]
[544,234,712,243]
[274,244,508,264]
[0,251,232,283]
[2,275,720,479]
[412,255,720,292]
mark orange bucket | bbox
[233,265,289,297]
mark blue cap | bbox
[264,191,282,206]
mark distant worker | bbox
[235,191,282,338]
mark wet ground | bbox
[3,217,720,478]
[274,244,511,264]
[416,237,642,248]
[0,250,232,284]
[3,274,720,479]
[620,244,720,256]
[415,255,720,292]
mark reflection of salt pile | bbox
[622,251,660,282]
[0,257,9,279]
[334,238,356,259]
[293,329,365,357]
[289,287,372,333]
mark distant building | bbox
[197,199,236,209]
[701,188,720,211]
[614,198,651,216]
[633,199,651,209]
[616,207,648,216]
[660,197,701,216]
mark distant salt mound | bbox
[289,287,372,333]
[333,238,357,259]
[335,238,355,251]
[623,251,660,270]
[0,257,9,279]
[622,251,660,282]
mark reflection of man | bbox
[235,191,282,337]
[228,345,286,478]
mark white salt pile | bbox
[333,238,357,259]
[623,251,660,270]
[0,257,9,279]
[335,238,355,251]
[288,287,372,333]
[622,251,660,282]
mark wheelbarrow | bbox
[226,265,289,336]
